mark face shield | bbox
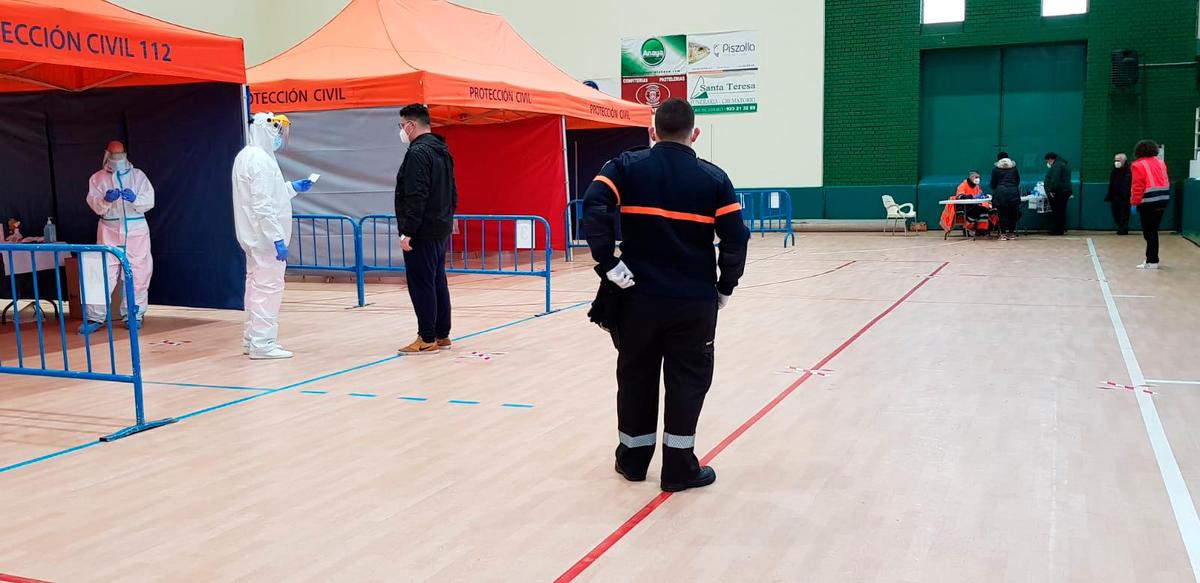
[102,141,130,173]
[268,114,291,151]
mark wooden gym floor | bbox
[2,232,1200,582]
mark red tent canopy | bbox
[247,0,650,129]
[0,0,246,93]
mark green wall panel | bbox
[824,186,915,220]
[919,49,1002,180]
[1184,180,1200,243]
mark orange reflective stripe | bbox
[715,202,742,217]
[593,175,621,205]
[621,206,716,224]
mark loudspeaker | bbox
[1111,50,1140,87]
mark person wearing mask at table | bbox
[1043,152,1072,236]
[1106,153,1133,236]
[80,141,154,334]
[990,152,1022,241]
[1130,140,1171,270]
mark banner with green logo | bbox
[621,35,688,76]
[621,31,759,115]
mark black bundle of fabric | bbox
[587,265,623,336]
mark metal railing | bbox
[0,243,175,442]
[359,214,554,314]
[565,199,587,262]
[737,190,795,247]
[288,214,365,307]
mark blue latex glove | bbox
[120,188,136,202]
[274,239,289,262]
[104,188,121,202]
[291,179,313,193]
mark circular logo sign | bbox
[640,38,666,67]
[635,82,670,107]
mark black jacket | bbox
[395,133,457,240]
[990,159,1022,206]
[1044,158,1072,196]
[582,142,750,299]
[1106,164,1133,203]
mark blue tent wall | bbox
[0,83,246,310]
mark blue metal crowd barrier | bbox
[359,214,554,314]
[565,199,587,262]
[0,243,175,442]
[288,214,365,307]
[737,189,796,247]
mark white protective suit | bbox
[232,113,297,354]
[84,160,155,322]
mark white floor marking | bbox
[1088,238,1200,582]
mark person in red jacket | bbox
[1130,140,1171,269]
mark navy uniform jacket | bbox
[582,141,750,300]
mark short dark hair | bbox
[1134,139,1159,159]
[653,98,695,141]
[997,151,1009,160]
[399,104,431,127]
[1044,152,1058,161]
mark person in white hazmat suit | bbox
[80,141,154,334]
[232,112,313,360]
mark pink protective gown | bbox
[84,165,154,322]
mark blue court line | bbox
[501,403,535,409]
[300,390,328,395]
[399,396,428,402]
[348,392,378,398]
[145,381,272,392]
[0,300,588,476]
[448,400,481,405]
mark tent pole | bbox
[560,116,571,253]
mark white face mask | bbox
[972,177,981,185]
[1115,161,1123,168]
[1047,162,1053,168]
[399,127,411,146]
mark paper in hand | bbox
[308,173,321,183]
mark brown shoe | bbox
[436,338,452,349]
[398,338,440,355]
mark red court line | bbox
[554,261,950,582]
[0,574,53,583]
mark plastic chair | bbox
[881,195,916,235]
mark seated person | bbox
[941,170,995,232]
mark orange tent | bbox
[247,0,650,129]
[0,0,245,93]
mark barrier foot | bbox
[344,303,373,310]
[99,417,178,442]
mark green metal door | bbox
[999,44,1086,183]
[919,48,1003,184]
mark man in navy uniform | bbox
[582,98,750,492]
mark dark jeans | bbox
[996,204,1021,234]
[611,293,718,483]
[1048,192,1070,235]
[1110,201,1131,235]
[1139,201,1166,264]
[403,237,451,342]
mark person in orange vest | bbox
[941,170,993,233]
[1130,140,1171,269]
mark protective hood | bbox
[995,158,1016,169]
[247,112,282,161]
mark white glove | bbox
[717,293,730,310]
[606,261,635,289]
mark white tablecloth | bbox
[1,248,66,276]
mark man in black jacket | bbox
[394,104,457,355]
[583,98,750,492]
[1106,153,1133,235]
[1043,152,1072,236]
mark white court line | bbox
[1148,380,1200,386]
[1088,238,1200,581]
[1114,294,1156,299]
